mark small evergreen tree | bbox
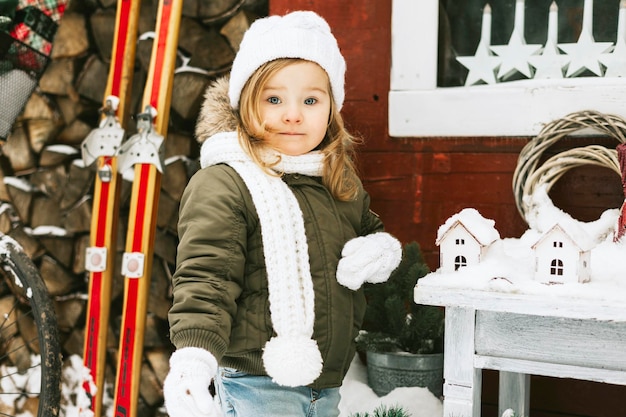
[357,241,444,354]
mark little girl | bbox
[164,10,402,417]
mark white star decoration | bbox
[599,0,626,77]
[491,39,542,80]
[528,2,569,79]
[558,0,614,77]
[457,49,501,86]
[559,38,614,77]
[456,0,623,86]
[529,43,570,79]
[456,4,501,85]
[490,0,542,80]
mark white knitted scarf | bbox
[200,132,324,387]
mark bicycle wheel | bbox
[0,235,61,417]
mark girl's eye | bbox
[267,96,281,104]
[304,97,317,105]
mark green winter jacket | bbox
[168,77,385,389]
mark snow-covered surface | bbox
[426,185,626,303]
[422,235,626,303]
[43,144,80,155]
[524,185,617,247]
[2,176,36,192]
[60,355,101,417]
[338,355,443,417]
[436,207,500,245]
[28,225,69,237]
[0,355,42,407]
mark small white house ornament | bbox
[531,223,591,284]
[436,208,500,273]
[436,207,597,284]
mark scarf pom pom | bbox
[263,336,323,387]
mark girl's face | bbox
[255,61,331,156]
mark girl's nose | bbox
[283,104,303,124]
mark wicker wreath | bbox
[512,110,626,224]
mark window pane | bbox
[439,0,620,86]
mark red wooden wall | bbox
[270,1,626,417]
[267,1,533,267]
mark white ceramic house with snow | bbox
[531,223,591,284]
[436,208,500,273]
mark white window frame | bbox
[389,0,626,137]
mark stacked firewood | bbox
[1,0,267,415]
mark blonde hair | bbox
[236,58,361,201]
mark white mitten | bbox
[163,347,221,417]
[336,232,402,290]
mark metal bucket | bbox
[366,350,444,398]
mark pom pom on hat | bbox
[228,11,346,110]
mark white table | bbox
[414,275,626,417]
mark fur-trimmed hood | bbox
[195,76,239,144]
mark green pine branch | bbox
[359,241,444,354]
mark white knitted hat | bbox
[228,10,346,110]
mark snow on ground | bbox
[338,354,443,417]
[47,352,442,417]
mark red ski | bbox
[112,0,183,416]
[80,1,141,417]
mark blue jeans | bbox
[215,367,341,417]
